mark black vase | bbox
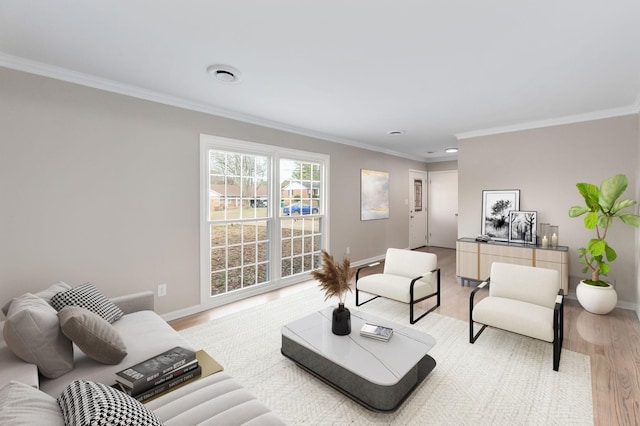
[332,303,351,335]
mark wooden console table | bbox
[456,237,569,294]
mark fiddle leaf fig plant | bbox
[568,174,640,286]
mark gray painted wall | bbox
[0,67,427,315]
[426,160,457,172]
[458,115,640,305]
[637,117,640,317]
[3,66,638,315]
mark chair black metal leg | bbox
[470,321,487,344]
[410,300,439,324]
[552,292,564,371]
[553,306,563,371]
[435,269,441,308]
[355,288,379,307]
[408,268,441,324]
[469,284,487,343]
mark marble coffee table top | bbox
[281,306,436,386]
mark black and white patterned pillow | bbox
[51,282,124,324]
[57,380,162,426]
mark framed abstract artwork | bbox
[361,169,389,220]
[481,190,520,241]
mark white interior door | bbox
[409,170,427,249]
[428,170,458,249]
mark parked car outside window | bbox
[282,203,319,215]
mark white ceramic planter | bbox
[576,280,617,315]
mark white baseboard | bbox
[161,276,311,322]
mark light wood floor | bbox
[170,246,640,426]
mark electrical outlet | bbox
[346,246,350,255]
[158,283,167,297]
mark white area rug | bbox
[180,287,593,425]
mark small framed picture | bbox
[481,190,520,241]
[508,211,537,244]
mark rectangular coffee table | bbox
[281,306,436,411]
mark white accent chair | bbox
[470,262,564,371]
[355,248,440,324]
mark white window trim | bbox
[199,134,330,310]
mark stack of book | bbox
[114,346,201,402]
[360,323,393,342]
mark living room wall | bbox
[0,67,428,316]
[458,114,640,308]
[637,117,640,318]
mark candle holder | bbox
[550,225,559,248]
[539,223,550,248]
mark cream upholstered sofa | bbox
[469,262,564,371]
[0,282,284,425]
[355,248,441,324]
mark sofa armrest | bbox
[110,291,154,314]
[0,342,39,389]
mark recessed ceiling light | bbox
[445,148,458,153]
[207,64,242,84]
[386,130,405,136]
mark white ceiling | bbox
[1,1,640,162]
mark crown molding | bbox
[455,105,640,140]
[0,52,422,161]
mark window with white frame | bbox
[280,159,323,277]
[200,135,328,305]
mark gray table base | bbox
[282,337,435,411]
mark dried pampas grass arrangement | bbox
[311,249,355,305]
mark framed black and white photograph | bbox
[509,211,537,244]
[481,190,520,241]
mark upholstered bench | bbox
[469,262,564,371]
